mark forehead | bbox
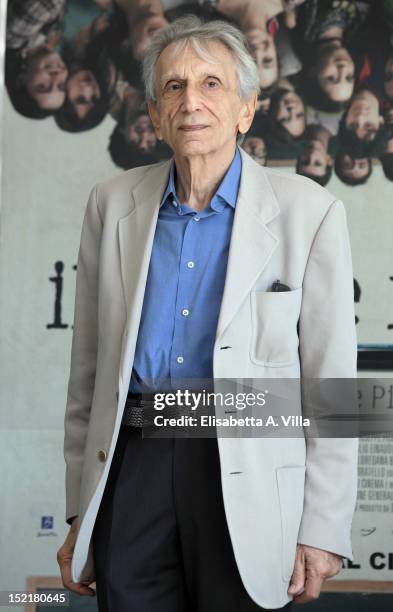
[156,39,237,84]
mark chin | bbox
[175,140,214,156]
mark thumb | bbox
[288,546,305,595]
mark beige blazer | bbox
[64,147,358,609]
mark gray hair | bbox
[141,15,260,144]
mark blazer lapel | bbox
[215,148,280,344]
[117,158,172,384]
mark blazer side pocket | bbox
[250,287,302,367]
[276,464,306,582]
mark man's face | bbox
[384,56,393,100]
[339,155,370,181]
[298,140,332,177]
[127,114,156,152]
[25,51,68,110]
[245,29,278,90]
[66,70,100,119]
[242,136,267,165]
[317,45,354,103]
[148,41,256,157]
[345,90,383,141]
[275,91,305,137]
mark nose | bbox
[335,63,349,79]
[80,82,94,98]
[262,39,270,51]
[139,133,151,152]
[180,83,202,112]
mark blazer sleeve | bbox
[63,183,103,526]
[297,198,359,560]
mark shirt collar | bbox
[159,145,242,210]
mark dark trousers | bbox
[92,425,293,612]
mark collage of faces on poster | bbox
[5,0,393,187]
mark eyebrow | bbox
[159,71,223,87]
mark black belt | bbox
[122,392,188,428]
[121,391,216,428]
[122,393,153,428]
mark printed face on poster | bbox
[4,0,393,366]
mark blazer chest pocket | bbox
[250,287,302,367]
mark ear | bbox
[238,92,257,135]
[327,155,334,166]
[147,101,162,140]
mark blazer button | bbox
[98,449,107,462]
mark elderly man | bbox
[57,14,358,612]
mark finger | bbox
[293,574,323,605]
[61,563,96,597]
[58,551,95,597]
[288,547,306,595]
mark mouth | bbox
[179,125,208,132]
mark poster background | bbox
[1,0,393,603]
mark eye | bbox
[346,75,355,83]
[166,82,182,92]
[206,80,219,89]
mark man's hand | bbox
[57,518,96,597]
[288,544,343,604]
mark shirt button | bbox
[194,216,200,222]
[187,261,195,268]
[182,308,189,316]
[176,356,184,364]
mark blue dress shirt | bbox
[128,145,242,393]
